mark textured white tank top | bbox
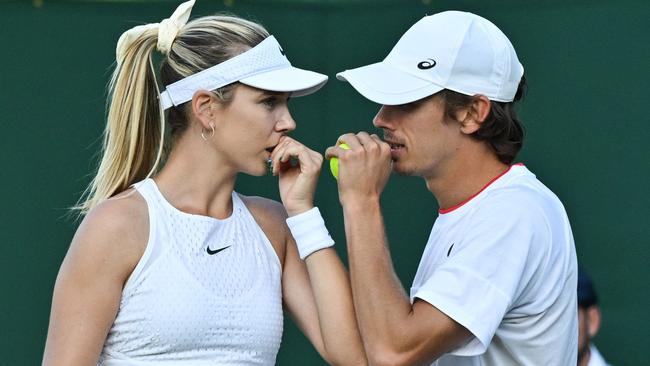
[98,179,283,366]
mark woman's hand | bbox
[270,136,323,216]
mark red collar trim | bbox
[438,163,524,214]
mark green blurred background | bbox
[1,0,648,364]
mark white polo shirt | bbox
[410,164,578,365]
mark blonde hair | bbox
[76,15,269,214]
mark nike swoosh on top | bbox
[206,245,231,255]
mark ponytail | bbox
[75,12,270,215]
[76,28,164,213]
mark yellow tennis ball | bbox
[330,143,350,180]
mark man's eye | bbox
[262,97,278,107]
[397,101,418,111]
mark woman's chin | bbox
[244,164,271,177]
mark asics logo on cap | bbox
[417,58,436,70]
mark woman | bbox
[42,1,366,365]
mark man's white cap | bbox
[337,11,524,105]
[160,36,327,110]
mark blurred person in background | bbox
[578,268,611,366]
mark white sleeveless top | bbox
[98,179,283,366]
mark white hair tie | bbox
[156,0,195,54]
[115,0,195,64]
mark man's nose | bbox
[373,105,393,129]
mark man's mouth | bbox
[385,141,405,151]
[383,132,405,151]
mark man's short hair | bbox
[578,267,599,308]
[439,76,527,165]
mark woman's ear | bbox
[459,94,491,135]
[191,90,218,130]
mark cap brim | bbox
[240,66,328,97]
[336,61,443,105]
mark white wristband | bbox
[286,207,335,260]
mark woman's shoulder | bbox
[238,194,288,221]
[238,194,288,264]
[82,188,149,238]
[69,188,150,279]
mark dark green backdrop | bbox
[1,0,648,364]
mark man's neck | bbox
[425,150,510,211]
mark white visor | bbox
[159,36,327,110]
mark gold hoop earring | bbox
[201,124,215,141]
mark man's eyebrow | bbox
[259,90,288,97]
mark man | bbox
[578,269,611,366]
[326,11,578,365]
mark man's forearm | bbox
[343,199,413,351]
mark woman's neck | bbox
[154,139,238,219]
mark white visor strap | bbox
[159,35,290,110]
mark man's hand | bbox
[325,132,392,206]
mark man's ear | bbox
[459,94,491,135]
[190,90,218,130]
[586,305,601,338]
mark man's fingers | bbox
[356,131,382,152]
[325,144,351,160]
[336,133,362,149]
